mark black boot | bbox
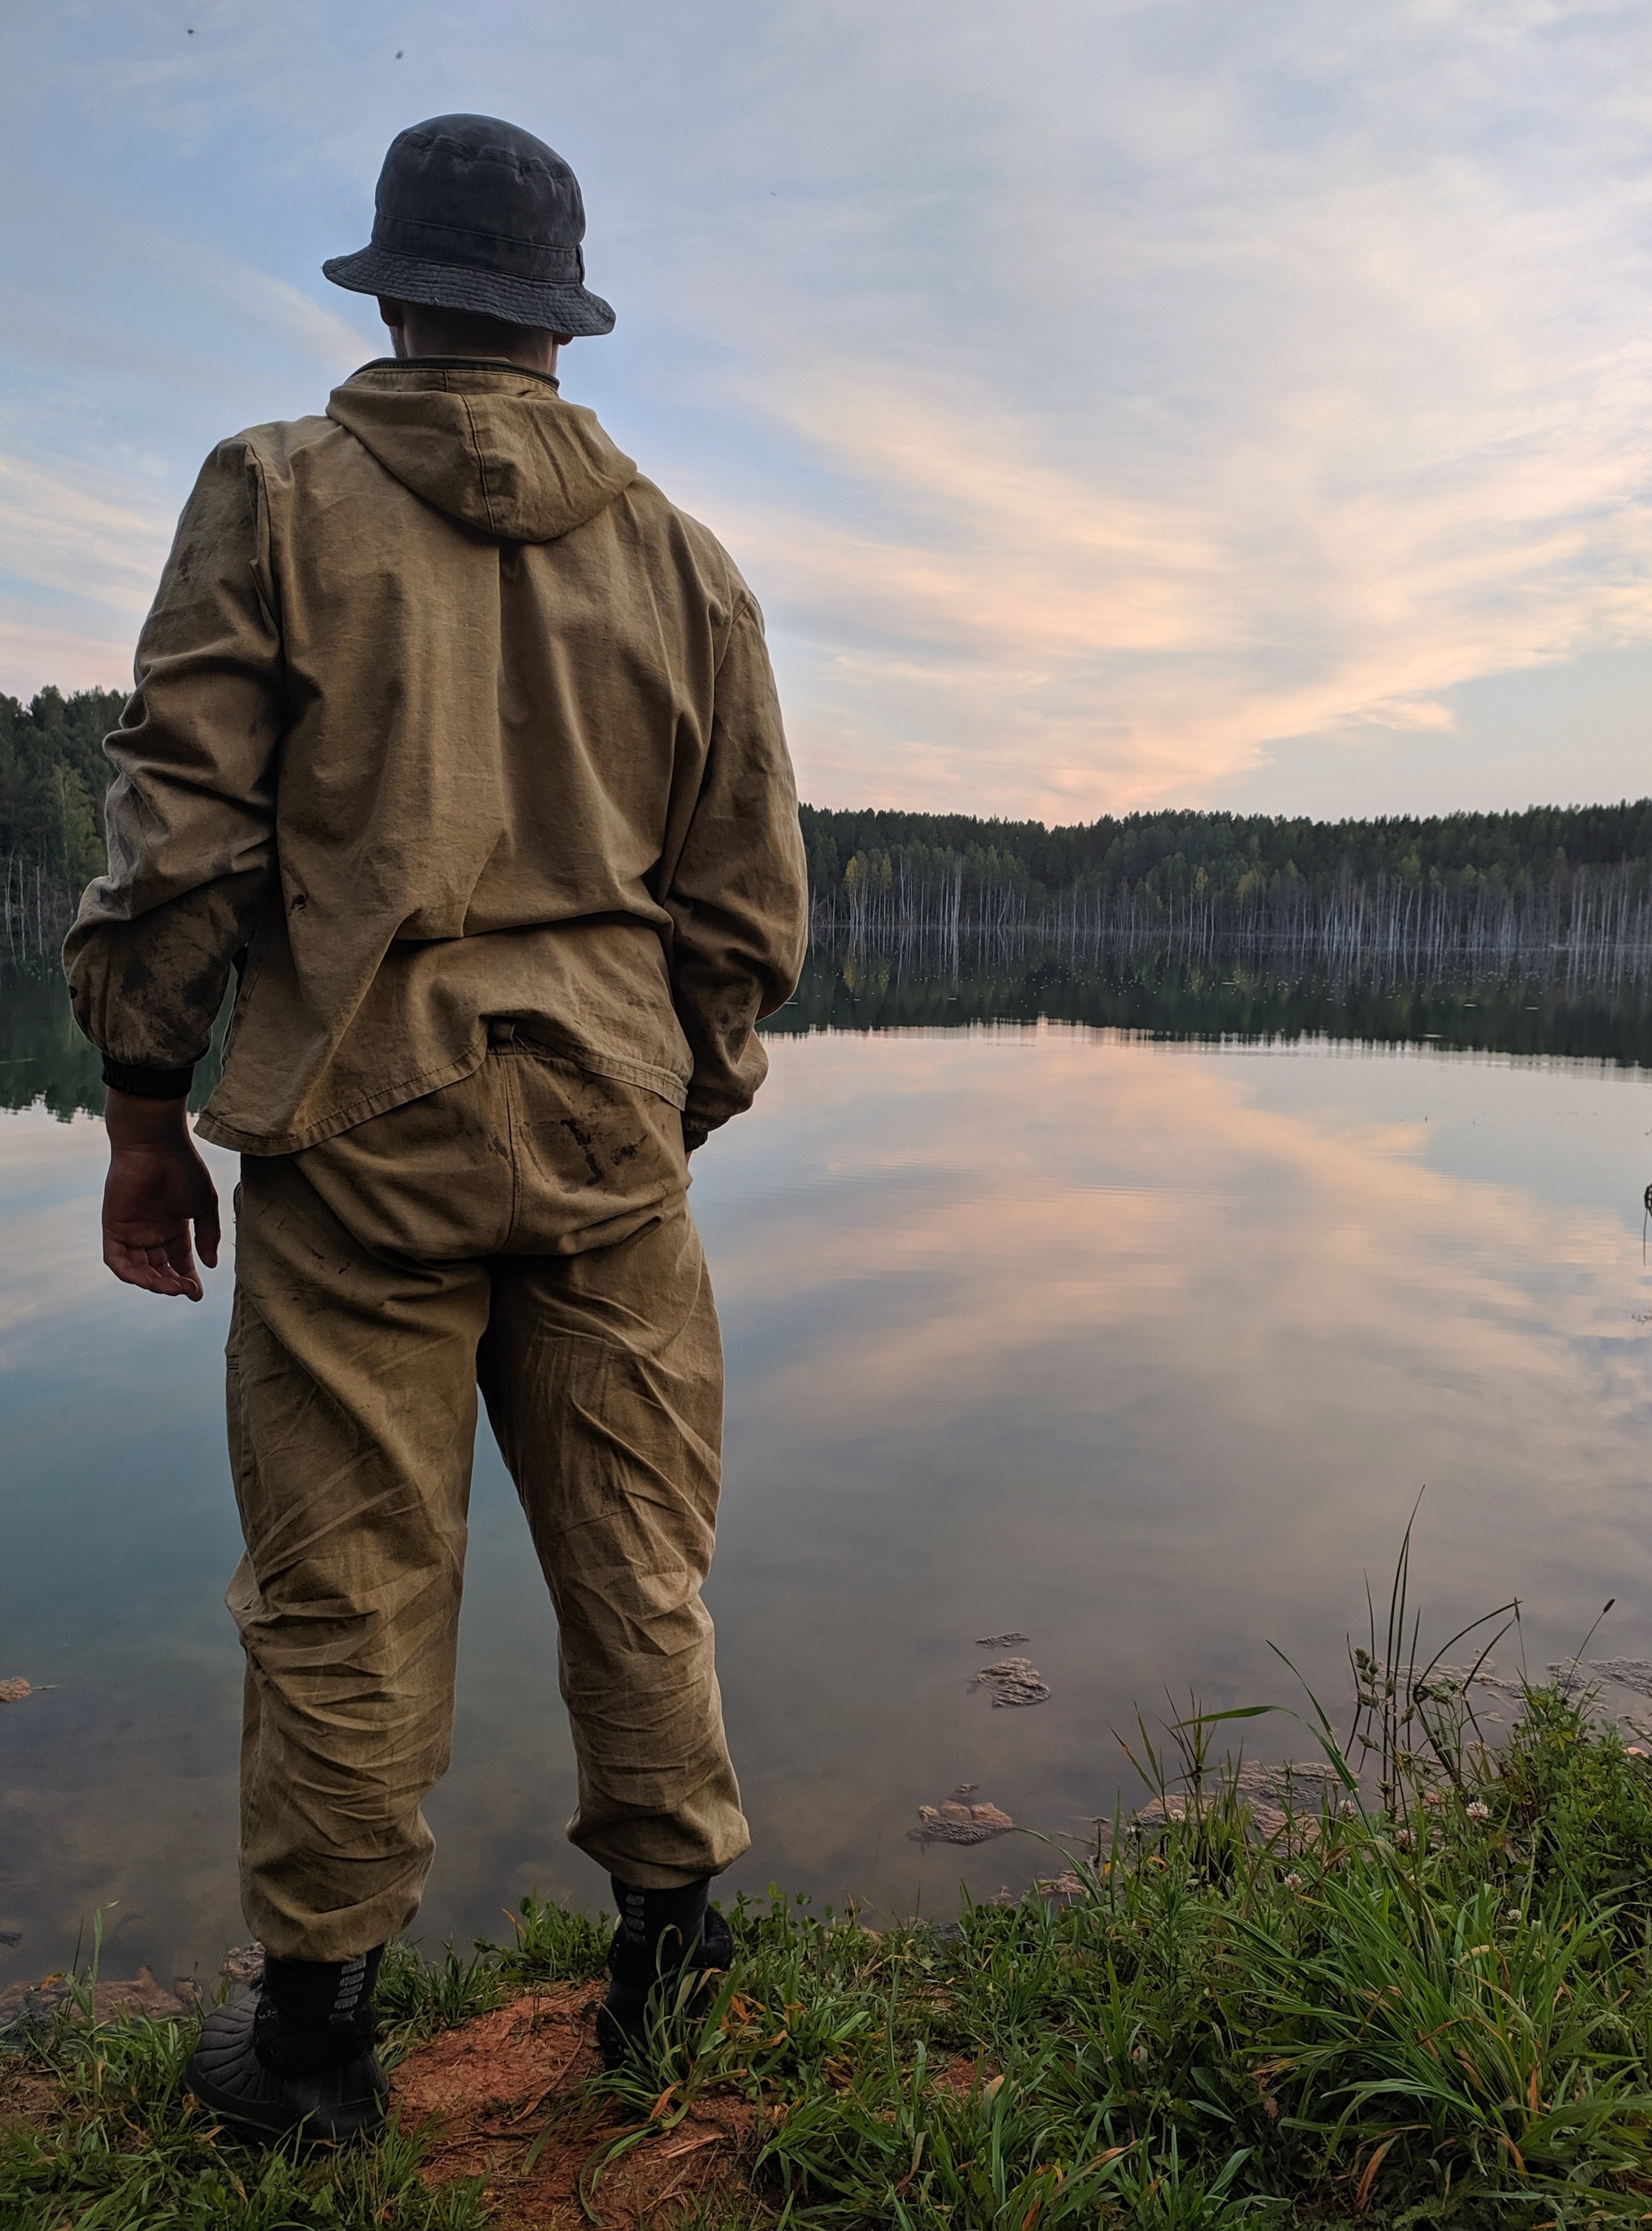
[185,1946,389,2145]
[597,1878,734,2070]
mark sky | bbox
[1,0,1650,825]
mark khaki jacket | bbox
[64,360,808,1155]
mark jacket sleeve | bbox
[664,593,808,1140]
[62,439,285,1097]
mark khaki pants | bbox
[224,1033,749,1962]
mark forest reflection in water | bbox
[9,932,1652,1125]
[773,930,1652,1069]
[2,949,1652,1996]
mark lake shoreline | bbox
[6,1678,1652,2226]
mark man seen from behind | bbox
[64,114,808,2144]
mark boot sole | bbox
[185,2054,387,2147]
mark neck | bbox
[389,315,559,378]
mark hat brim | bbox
[323,245,615,336]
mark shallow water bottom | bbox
[4,1014,1652,1989]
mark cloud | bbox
[699,176,1652,808]
[139,237,370,376]
[643,0,1652,813]
[0,226,368,696]
[1351,700,1458,734]
[0,618,136,698]
[5,0,1652,807]
[0,452,177,695]
[0,457,175,616]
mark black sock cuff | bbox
[607,1878,711,1981]
[261,1945,382,2020]
[256,1946,383,2074]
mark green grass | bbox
[0,1891,610,2231]
[0,2009,491,2229]
[372,1886,609,2042]
[594,1686,1652,2229]
[10,1677,1652,2225]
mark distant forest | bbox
[5,685,1652,966]
[799,800,1652,967]
[800,800,1652,942]
[2,686,123,959]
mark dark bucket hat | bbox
[323,114,615,336]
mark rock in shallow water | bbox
[973,1657,1051,1707]
[909,1783,1016,1845]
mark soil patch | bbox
[932,2053,990,2099]
[0,2058,57,2139]
[394,1987,761,2229]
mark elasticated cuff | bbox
[102,1058,195,1101]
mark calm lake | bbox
[4,947,1652,1996]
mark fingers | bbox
[196,1182,222,1270]
[99,1137,221,1300]
[163,1222,203,1301]
[103,1235,203,1302]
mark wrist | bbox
[106,1086,194,1152]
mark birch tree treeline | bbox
[8,686,1652,971]
[802,800,1652,963]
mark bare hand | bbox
[102,1089,221,1301]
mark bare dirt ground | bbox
[394,1984,766,2229]
[1,1982,980,2225]
[0,2058,58,2142]
[395,1989,983,2227]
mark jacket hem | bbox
[195,1038,690,1156]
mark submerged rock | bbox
[973,1657,1051,1707]
[1584,1658,1652,1698]
[1133,1757,1351,1845]
[909,1784,1016,1845]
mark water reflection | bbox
[774,937,1652,1070]
[1,967,228,1122]
[8,935,1652,1127]
[2,960,1652,1995]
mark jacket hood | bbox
[326,360,636,542]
